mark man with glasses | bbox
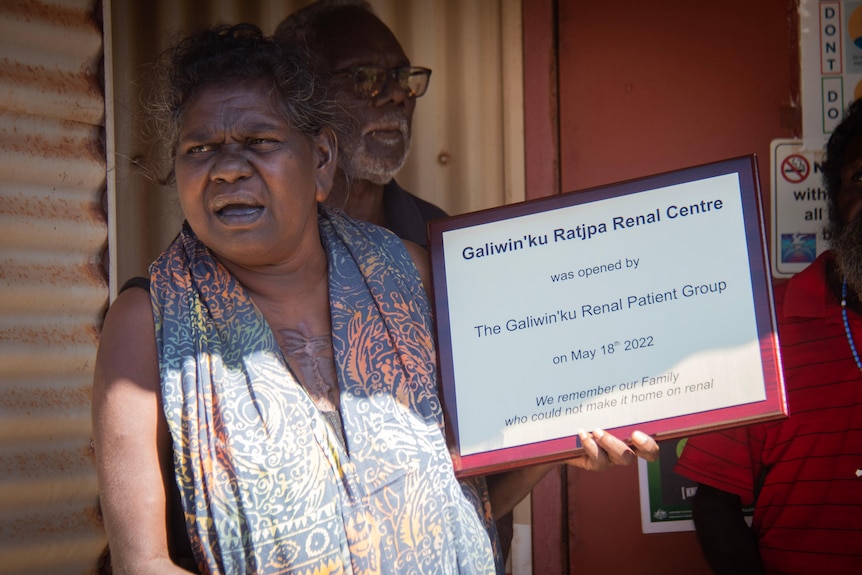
[275,0,445,248]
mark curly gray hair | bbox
[148,22,346,184]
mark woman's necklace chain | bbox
[840,277,862,372]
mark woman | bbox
[93,23,657,574]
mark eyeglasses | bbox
[335,66,432,99]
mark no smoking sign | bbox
[780,154,810,184]
[770,140,828,278]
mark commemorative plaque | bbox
[428,156,787,477]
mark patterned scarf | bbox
[150,207,498,574]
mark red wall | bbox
[524,1,799,572]
[557,0,799,221]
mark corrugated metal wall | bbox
[109,0,524,288]
[0,0,108,573]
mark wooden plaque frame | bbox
[428,156,786,477]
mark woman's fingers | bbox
[569,429,659,471]
[591,428,635,466]
[630,429,660,462]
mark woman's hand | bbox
[566,428,659,471]
[487,429,658,518]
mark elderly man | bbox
[675,99,862,574]
[275,0,446,248]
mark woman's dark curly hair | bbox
[148,23,344,183]
[822,98,862,235]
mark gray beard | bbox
[348,144,410,185]
[832,215,862,295]
[339,116,411,185]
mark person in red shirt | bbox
[674,100,862,574]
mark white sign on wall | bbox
[801,0,862,150]
[770,139,831,278]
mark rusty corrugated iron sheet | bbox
[0,0,108,573]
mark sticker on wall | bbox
[770,139,830,278]
[638,438,753,534]
[801,0,862,150]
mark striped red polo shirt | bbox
[675,251,862,574]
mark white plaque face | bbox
[429,156,786,476]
